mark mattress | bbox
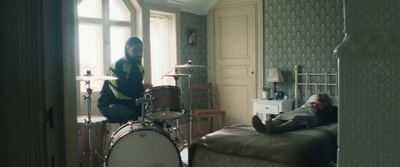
[189,123,337,167]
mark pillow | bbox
[306,94,317,103]
[301,94,338,108]
[300,94,317,108]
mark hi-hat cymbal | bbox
[76,75,118,81]
[173,64,208,68]
[164,73,189,77]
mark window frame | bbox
[77,0,137,92]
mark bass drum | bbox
[105,121,182,167]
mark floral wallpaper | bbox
[177,0,344,108]
[335,1,400,165]
[263,0,344,104]
[179,12,208,108]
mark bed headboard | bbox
[294,65,338,108]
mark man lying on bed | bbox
[252,93,337,134]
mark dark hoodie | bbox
[316,105,338,125]
[97,55,145,110]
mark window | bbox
[77,0,134,91]
[150,10,177,87]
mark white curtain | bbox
[150,16,175,86]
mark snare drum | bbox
[145,86,183,120]
[77,115,108,167]
[105,121,182,167]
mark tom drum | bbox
[145,86,183,120]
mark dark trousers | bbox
[100,103,164,127]
[99,104,140,124]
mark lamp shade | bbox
[267,68,284,83]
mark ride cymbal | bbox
[172,64,208,68]
[76,75,118,81]
[164,73,189,77]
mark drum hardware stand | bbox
[135,96,150,126]
[79,70,106,167]
[167,60,207,164]
[166,73,188,148]
[171,60,204,147]
[165,118,187,150]
[179,60,194,166]
[185,61,193,147]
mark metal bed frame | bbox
[294,65,338,108]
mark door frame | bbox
[207,0,264,108]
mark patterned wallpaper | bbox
[263,0,344,104]
[177,0,344,108]
[179,11,208,108]
[334,0,400,166]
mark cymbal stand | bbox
[174,60,194,148]
[186,68,193,147]
[171,60,207,164]
[183,61,193,164]
[167,75,187,148]
[80,79,105,167]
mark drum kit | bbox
[76,60,208,167]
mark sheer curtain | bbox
[150,15,175,86]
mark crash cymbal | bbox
[164,73,189,77]
[173,64,208,68]
[76,75,118,81]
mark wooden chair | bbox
[191,83,225,138]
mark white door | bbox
[214,4,257,125]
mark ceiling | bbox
[143,0,218,15]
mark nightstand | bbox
[252,99,293,122]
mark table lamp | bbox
[267,68,285,97]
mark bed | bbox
[189,65,338,167]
